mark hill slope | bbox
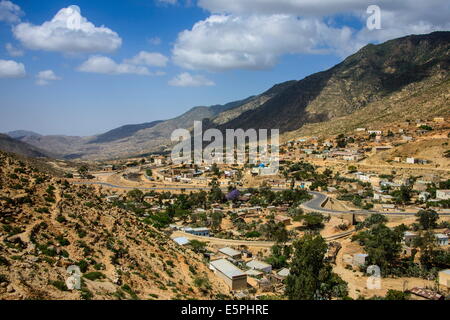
[0,134,54,159]
[0,152,229,300]
[219,32,450,133]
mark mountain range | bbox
[3,31,450,160]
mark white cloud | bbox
[124,51,169,67]
[13,5,122,54]
[0,59,25,78]
[78,56,151,76]
[173,15,355,71]
[0,0,23,23]
[35,70,61,86]
[169,72,215,87]
[173,1,450,71]
[198,0,449,21]
[5,42,23,57]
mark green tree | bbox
[266,244,291,269]
[77,165,89,179]
[385,289,410,300]
[392,185,412,205]
[285,234,348,300]
[127,189,144,203]
[188,240,207,253]
[352,224,402,274]
[211,211,223,230]
[415,209,439,230]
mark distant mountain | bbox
[10,31,450,160]
[89,120,164,144]
[6,130,42,139]
[0,134,53,158]
[218,31,450,133]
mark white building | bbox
[353,253,368,267]
[219,247,242,259]
[246,260,272,273]
[436,190,450,200]
[435,234,449,246]
[210,259,247,291]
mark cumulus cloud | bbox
[198,0,449,21]
[0,59,25,78]
[35,70,61,86]
[77,56,151,75]
[173,15,355,71]
[0,0,23,23]
[5,42,23,57]
[13,5,122,54]
[172,1,450,71]
[124,51,169,67]
[169,72,215,87]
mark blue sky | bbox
[0,0,448,136]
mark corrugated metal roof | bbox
[210,259,246,279]
[246,260,271,270]
[219,247,241,257]
[172,237,189,245]
[277,268,290,277]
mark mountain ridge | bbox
[5,31,450,160]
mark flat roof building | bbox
[184,227,210,237]
[210,259,247,291]
[172,237,189,246]
[438,269,450,288]
[435,233,449,246]
[218,247,242,259]
[436,190,450,200]
[246,260,272,273]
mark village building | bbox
[184,227,210,237]
[436,190,450,200]
[435,233,449,246]
[433,117,445,123]
[275,215,291,226]
[209,259,247,291]
[218,247,242,260]
[245,269,263,278]
[172,237,190,246]
[352,253,368,267]
[438,269,450,288]
[403,231,418,246]
[246,260,272,273]
[277,268,290,278]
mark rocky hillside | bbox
[0,152,229,300]
[219,31,450,133]
[0,134,54,159]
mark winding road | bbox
[301,191,450,216]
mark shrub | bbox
[83,272,106,281]
[121,284,139,300]
[50,280,68,291]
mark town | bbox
[55,116,450,300]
